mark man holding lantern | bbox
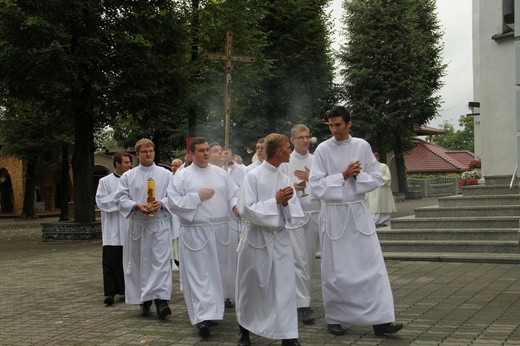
[114,138,174,319]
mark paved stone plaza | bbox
[0,216,519,345]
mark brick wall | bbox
[0,155,24,215]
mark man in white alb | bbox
[365,152,396,227]
[309,106,403,337]
[280,124,320,325]
[235,133,304,346]
[208,140,238,309]
[114,138,174,319]
[167,137,239,339]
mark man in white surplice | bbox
[208,141,237,309]
[235,133,304,346]
[222,145,247,309]
[309,106,403,337]
[280,124,320,326]
[167,137,239,339]
[114,138,174,319]
[96,152,132,306]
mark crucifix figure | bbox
[202,30,256,153]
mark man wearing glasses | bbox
[114,138,174,320]
[280,124,321,326]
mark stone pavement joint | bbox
[0,216,519,345]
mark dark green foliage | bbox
[191,0,337,155]
[0,0,189,221]
[1,0,340,219]
[253,0,337,141]
[340,0,445,192]
[107,1,190,161]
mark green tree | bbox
[252,0,337,140]
[188,0,270,153]
[0,0,189,222]
[340,0,446,193]
[0,101,72,218]
[186,0,337,156]
[108,1,190,162]
[434,115,474,152]
[0,0,75,218]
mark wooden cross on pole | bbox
[202,30,256,152]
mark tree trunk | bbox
[394,135,409,194]
[21,157,36,219]
[267,102,277,133]
[187,0,200,138]
[72,95,95,223]
[58,146,70,221]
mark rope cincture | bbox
[237,219,290,252]
[322,199,372,240]
[125,215,170,275]
[180,220,228,251]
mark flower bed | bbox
[458,177,479,186]
[460,158,481,187]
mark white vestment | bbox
[96,173,127,246]
[280,151,320,308]
[309,136,396,326]
[167,164,238,325]
[245,160,262,173]
[114,164,173,305]
[225,162,247,299]
[365,162,396,226]
[170,173,181,268]
[236,161,304,340]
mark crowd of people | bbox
[96,106,403,345]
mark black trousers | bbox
[102,245,125,297]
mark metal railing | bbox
[510,164,518,190]
[407,176,461,197]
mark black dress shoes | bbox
[140,300,152,317]
[225,298,235,309]
[104,295,114,306]
[373,322,403,336]
[327,323,346,336]
[281,339,301,346]
[298,307,315,325]
[196,321,211,338]
[155,299,171,319]
[237,325,251,346]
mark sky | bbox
[327,0,473,129]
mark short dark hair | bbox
[112,152,131,168]
[327,106,351,123]
[190,137,208,153]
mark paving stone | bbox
[1,219,520,345]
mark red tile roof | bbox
[405,139,476,173]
